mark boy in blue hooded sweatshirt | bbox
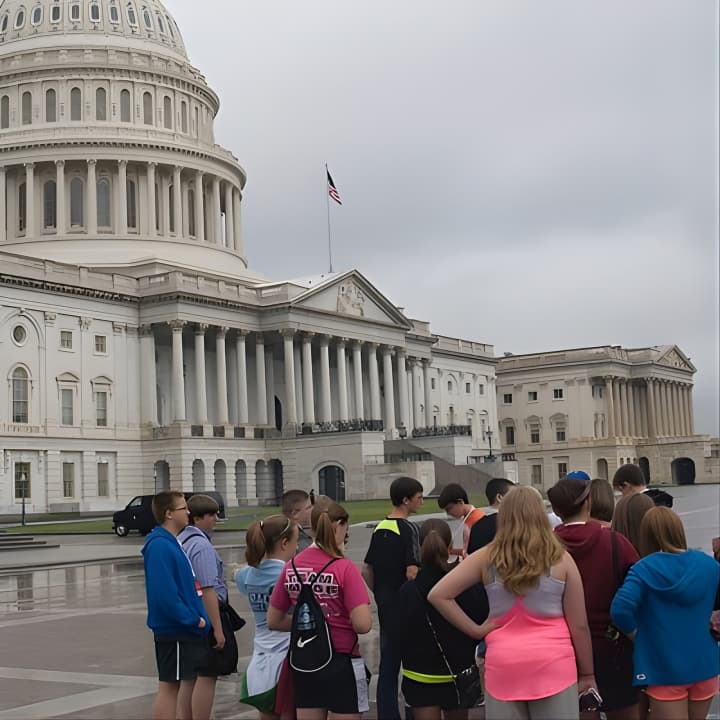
[142,490,210,720]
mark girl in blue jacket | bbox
[611,507,720,720]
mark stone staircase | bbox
[0,532,59,551]
[384,439,495,497]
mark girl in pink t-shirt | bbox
[268,497,372,719]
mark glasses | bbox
[171,505,188,512]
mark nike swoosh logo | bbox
[297,635,317,648]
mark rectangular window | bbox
[531,464,543,486]
[503,393,512,404]
[431,378,436,390]
[97,463,109,497]
[96,391,108,427]
[553,388,564,400]
[465,382,471,394]
[94,335,106,353]
[556,426,566,442]
[61,388,74,425]
[14,462,31,499]
[558,462,568,479]
[528,391,538,402]
[478,384,484,395]
[62,462,75,497]
[592,385,604,399]
[505,426,515,446]
[447,380,452,392]
[530,424,540,444]
[60,330,73,349]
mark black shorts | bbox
[402,677,460,710]
[593,636,639,711]
[293,654,369,714]
[154,635,209,683]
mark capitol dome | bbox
[0,0,249,277]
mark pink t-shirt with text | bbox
[269,545,370,655]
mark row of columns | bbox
[604,376,693,440]
[0,161,243,251]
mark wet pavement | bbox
[0,484,717,719]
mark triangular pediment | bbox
[289,271,412,329]
[656,345,695,373]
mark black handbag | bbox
[221,602,246,632]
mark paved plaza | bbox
[0,484,717,719]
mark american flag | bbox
[327,168,342,205]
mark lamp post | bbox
[20,472,26,526]
[485,429,496,462]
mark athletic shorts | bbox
[646,676,719,702]
[293,654,369,714]
[154,636,209,683]
[402,677,460,710]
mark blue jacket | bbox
[142,525,210,637]
[611,549,719,686]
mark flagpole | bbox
[325,163,333,273]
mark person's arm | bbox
[201,587,225,648]
[428,547,496,640]
[267,565,293,632]
[610,565,644,636]
[350,604,372,634]
[406,565,418,581]
[267,605,293,632]
[343,561,372,634]
[560,553,596,693]
[361,563,374,591]
[404,522,421,580]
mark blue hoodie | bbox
[142,525,210,638]
[611,549,719,686]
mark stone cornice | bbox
[0,272,139,304]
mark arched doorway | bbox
[319,465,346,501]
[639,457,651,484]
[192,459,205,491]
[255,460,273,504]
[671,457,695,485]
[269,460,283,502]
[214,460,226,499]
[274,396,282,431]
[235,460,247,501]
[596,458,608,480]
[154,461,170,491]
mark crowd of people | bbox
[141,467,720,720]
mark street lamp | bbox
[484,429,497,463]
[20,472,27,526]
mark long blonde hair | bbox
[489,485,565,595]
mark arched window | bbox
[31,6,42,25]
[45,88,57,122]
[165,14,174,37]
[142,7,152,29]
[70,2,80,21]
[12,367,29,423]
[18,183,26,232]
[70,87,81,121]
[120,89,130,122]
[95,87,107,121]
[187,188,195,236]
[0,95,9,129]
[142,91,152,125]
[168,184,175,232]
[194,106,199,136]
[50,3,61,22]
[70,177,84,227]
[163,96,171,129]
[126,178,137,229]
[156,13,164,33]
[0,13,8,32]
[180,100,188,133]
[126,3,137,27]
[109,3,119,23]
[89,2,100,22]
[43,180,57,229]
[14,7,26,29]
[97,177,111,227]
[21,92,32,125]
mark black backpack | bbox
[289,557,337,673]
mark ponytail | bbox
[419,518,452,573]
[245,515,293,567]
[311,496,349,558]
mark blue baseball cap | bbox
[566,470,590,481]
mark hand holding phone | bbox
[579,687,602,712]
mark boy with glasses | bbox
[281,489,314,551]
[142,490,210,720]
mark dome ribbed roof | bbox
[0,0,188,61]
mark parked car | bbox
[112,491,226,536]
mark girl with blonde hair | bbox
[268,498,372,719]
[429,485,596,719]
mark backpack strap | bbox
[291,556,337,586]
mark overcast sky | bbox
[172,0,719,435]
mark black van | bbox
[112,491,226,536]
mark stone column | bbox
[173,166,182,236]
[282,330,297,426]
[367,343,381,421]
[161,174,171,236]
[235,330,248,424]
[146,162,156,236]
[337,340,349,422]
[662,381,672,437]
[265,345,275,427]
[382,346,395,432]
[319,336,332,423]
[55,161,66,234]
[396,350,410,431]
[423,360,433,428]
[212,176,221,244]
[294,342,304,424]
[645,379,656,438]
[216,327,229,424]
[636,384,647,437]
[618,380,629,437]
[224,182,234,249]
[170,320,186,422]
[686,384,694,434]
[139,325,157,424]
[352,341,364,421]
[302,334,316,424]
[652,379,664,436]
[627,381,636,437]
[0,166,5,241]
[116,160,127,235]
[255,334,268,425]
[408,359,422,429]
[437,370,445,426]
[194,324,208,423]
[669,382,679,437]
[194,170,204,242]
[233,189,242,253]
[605,377,615,438]
[25,163,35,238]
